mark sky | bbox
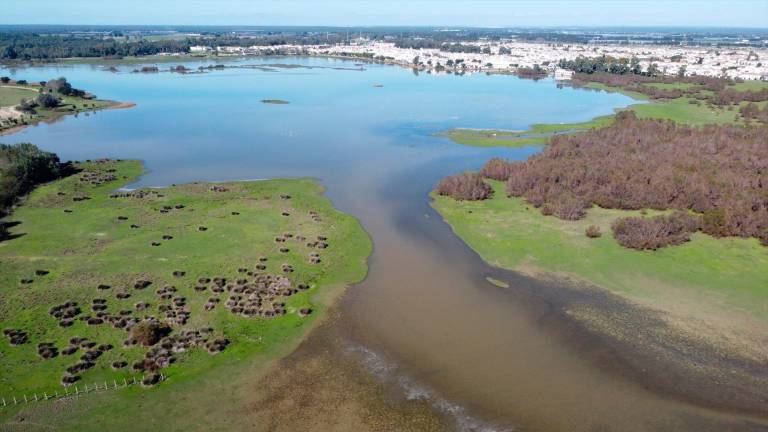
[1,0,767,28]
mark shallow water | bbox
[3,58,763,431]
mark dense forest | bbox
[440,112,768,249]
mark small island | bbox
[261,99,290,105]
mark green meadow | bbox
[431,181,768,322]
[0,160,371,428]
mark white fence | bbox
[0,373,166,408]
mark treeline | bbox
[0,33,191,60]
[558,56,647,75]
[441,112,768,248]
[0,143,63,217]
[393,38,490,54]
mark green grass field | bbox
[443,115,615,147]
[1,84,117,133]
[431,181,768,323]
[0,160,371,427]
[0,86,39,106]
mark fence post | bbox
[43,392,48,400]
[104,381,108,390]
[13,396,17,405]
[65,387,69,396]
[33,393,37,402]
[75,385,79,395]
[84,384,88,393]
[113,379,118,389]
[23,394,27,403]
[123,378,128,387]
[55,391,58,398]
[2,398,5,406]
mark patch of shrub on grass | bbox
[611,212,701,250]
[585,225,602,238]
[436,173,492,201]
[472,112,766,245]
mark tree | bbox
[0,76,9,83]
[36,93,60,108]
[412,55,420,66]
[646,63,660,77]
[677,65,687,78]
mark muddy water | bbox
[4,58,766,431]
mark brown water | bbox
[6,58,767,431]
[325,167,768,431]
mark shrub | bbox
[495,112,767,244]
[611,213,700,250]
[16,98,37,112]
[129,321,170,347]
[585,225,602,238]
[480,158,514,181]
[436,173,492,201]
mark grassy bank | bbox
[0,159,371,428]
[431,181,768,324]
[444,78,768,147]
[0,83,121,135]
[443,115,614,147]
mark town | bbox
[193,38,768,80]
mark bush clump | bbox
[585,225,602,238]
[611,212,701,250]
[480,158,515,181]
[130,321,170,347]
[436,173,492,201]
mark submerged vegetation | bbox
[0,158,371,413]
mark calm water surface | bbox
[4,58,761,431]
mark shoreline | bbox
[430,188,768,420]
[0,99,135,137]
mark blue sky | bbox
[2,0,767,28]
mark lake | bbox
[5,57,757,431]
